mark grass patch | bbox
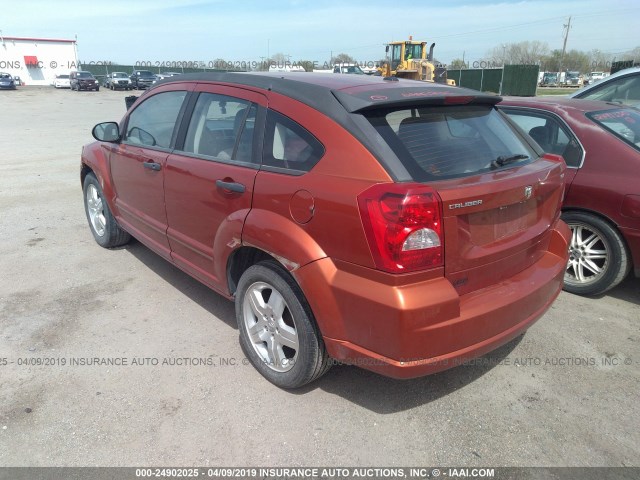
[536,87,578,96]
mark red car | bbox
[499,97,640,295]
[81,73,569,388]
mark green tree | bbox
[332,53,355,64]
[449,58,467,69]
[487,41,549,66]
[542,49,590,73]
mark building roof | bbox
[1,36,76,44]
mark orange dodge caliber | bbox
[81,73,570,388]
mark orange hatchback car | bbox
[81,73,570,388]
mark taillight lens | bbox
[358,183,443,273]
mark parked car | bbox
[569,67,640,107]
[70,71,99,91]
[81,73,570,388]
[156,71,181,80]
[0,72,17,89]
[540,72,559,87]
[53,74,71,89]
[104,72,133,90]
[129,70,156,89]
[583,71,606,86]
[499,97,640,295]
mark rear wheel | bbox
[83,173,131,248]
[562,211,630,296]
[236,261,330,388]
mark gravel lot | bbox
[0,86,638,468]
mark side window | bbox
[503,109,583,167]
[124,91,187,149]
[181,92,256,164]
[262,110,325,173]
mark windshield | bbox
[138,71,155,77]
[588,108,640,151]
[77,72,93,78]
[405,44,423,60]
[364,105,535,181]
[113,72,128,78]
[340,65,365,74]
[0,73,12,79]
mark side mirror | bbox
[92,122,120,142]
[385,45,389,53]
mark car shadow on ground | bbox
[124,240,237,329]
[603,276,640,307]
[123,238,524,412]
[302,337,523,413]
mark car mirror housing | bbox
[92,122,120,142]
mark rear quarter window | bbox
[365,105,535,181]
[261,110,325,174]
[588,108,640,151]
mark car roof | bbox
[499,96,628,115]
[153,71,500,115]
[146,72,502,183]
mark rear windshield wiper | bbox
[491,154,529,169]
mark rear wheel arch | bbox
[561,208,631,295]
[227,246,274,296]
[561,206,629,249]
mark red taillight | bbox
[358,183,443,273]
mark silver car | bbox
[568,67,640,107]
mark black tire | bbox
[236,260,331,388]
[82,173,131,248]
[562,211,630,296]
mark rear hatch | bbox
[337,85,565,294]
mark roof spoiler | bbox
[332,88,502,114]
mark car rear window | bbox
[587,108,640,151]
[364,105,535,181]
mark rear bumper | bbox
[295,221,570,379]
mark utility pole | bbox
[559,16,571,74]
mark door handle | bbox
[215,179,245,193]
[143,161,161,171]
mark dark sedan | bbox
[499,97,640,295]
[129,70,156,89]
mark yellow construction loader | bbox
[379,36,455,85]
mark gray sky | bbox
[2,0,638,65]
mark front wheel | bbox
[83,173,131,248]
[236,261,330,388]
[562,211,630,296]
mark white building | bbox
[0,36,78,86]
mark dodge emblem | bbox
[524,186,533,199]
